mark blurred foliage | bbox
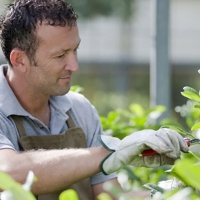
[100,104,182,140]
[175,100,200,132]
[1,0,135,20]
[71,65,150,116]
[65,0,135,20]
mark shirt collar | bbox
[49,94,73,117]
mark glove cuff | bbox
[100,152,114,175]
[98,135,116,175]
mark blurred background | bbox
[0,0,200,122]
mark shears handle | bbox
[142,139,190,157]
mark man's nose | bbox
[64,53,79,72]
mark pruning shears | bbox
[142,138,200,157]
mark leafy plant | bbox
[0,171,36,200]
[143,86,200,199]
[100,103,181,140]
[0,171,80,200]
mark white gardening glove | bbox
[99,128,189,175]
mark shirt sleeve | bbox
[0,114,20,151]
[0,130,16,150]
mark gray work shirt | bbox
[0,64,116,185]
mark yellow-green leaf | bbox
[171,159,200,190]
[194,104,200,109]
[129,104,144,116]
[0,172,17,190]
[191,122,200,131]
[98,193,112,200]
[0,171,36,200]
[183,86,199,95]
[143,183,165,193]
[1,187,36,200]
[181,86,200,103]
[59,189,79,200]
[189,151,200,161]
[70,85,84,93]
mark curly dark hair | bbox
[0,0,78,66]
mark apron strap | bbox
[11,112,76,137]
[66,111,76,128]
[11,115,27,137]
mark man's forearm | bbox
[0,147,110,195]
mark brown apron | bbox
[12,113,94,200]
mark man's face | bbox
[25,22,80,97]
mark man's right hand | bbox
[99,128,189,175]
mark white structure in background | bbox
[77,0,200,65]
[0,0,199,65]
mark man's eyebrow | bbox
[51,39,81,56]
[61,39,81,52]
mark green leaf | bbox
[194,104,200,109]
[183,86,199,95]
[143,183,165,193]
[70,85,84,93]
[107,112,120,122]
[189,151,200,161]
[97,193,113,200]
[59,189,79,200]
[191,122,200,131]
[101,182,121,198]
[149,105,166,113]
[123,166,142,183]
[171,159,200,190]
[1,187,36,200]
[129,104,144,116]
[130,116,146,127]
[0,172,17,190]
[0,172,36,200]
[161,125,190,136]
[181,86,200,103]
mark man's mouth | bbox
[59,76,71,81]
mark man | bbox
[0,0,188,200]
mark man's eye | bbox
[57,54,64,58]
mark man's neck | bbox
[6,68,51,127]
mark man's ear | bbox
[10,48,29,72]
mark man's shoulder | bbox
[0,111,15,132]
[51,91,92,113]
[0,110,9,122]
[66,91,88,103]
[67,91,97,115]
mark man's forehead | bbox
[35,22,79,40]
[34,22,80,52]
